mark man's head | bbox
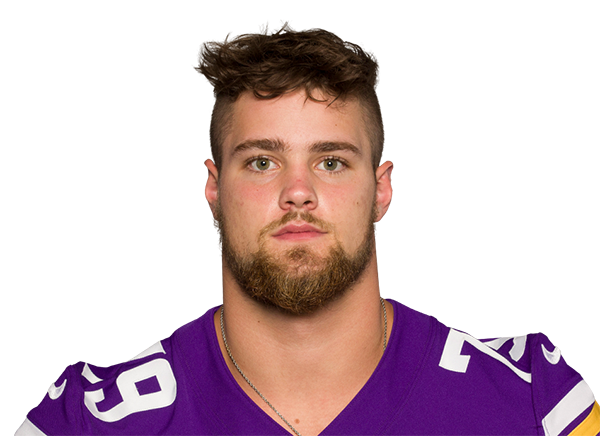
[197,25,384,173]
[198,27,392,315]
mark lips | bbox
[273,223,323,235]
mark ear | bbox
[204,159,219,218]
[374,161,393,222]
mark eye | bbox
[249,157,276,171]
[316,158,345,172]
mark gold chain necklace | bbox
[220,298,388,436]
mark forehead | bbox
[222,90,370,157]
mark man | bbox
[17,26,598,436]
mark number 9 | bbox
[84,358,177,423]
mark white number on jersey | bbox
[84,355,177,422]
[439,328,532,383]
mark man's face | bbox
[206,90,392,314]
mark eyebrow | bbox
[232,139,288,156]
[232,138,362,157]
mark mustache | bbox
[259,211,333,240]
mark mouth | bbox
[272,222,327,241]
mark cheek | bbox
[327,180,375,211]
[221,181,259,212]
[325,184,375,234]
[219,181,278,243]
[223,179,267,207]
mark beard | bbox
[215,203,376,315]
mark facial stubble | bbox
[216,202,377,315]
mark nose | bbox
[278,166,318,211]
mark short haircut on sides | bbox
[196,24,384,172]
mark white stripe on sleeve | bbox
[15,418,47,436]
[542,380,596,436]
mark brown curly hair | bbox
[197,25,384,171]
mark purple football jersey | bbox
[17,300,599,435]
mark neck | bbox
[214,255,393,435]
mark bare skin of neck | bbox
[213,253,394,436]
